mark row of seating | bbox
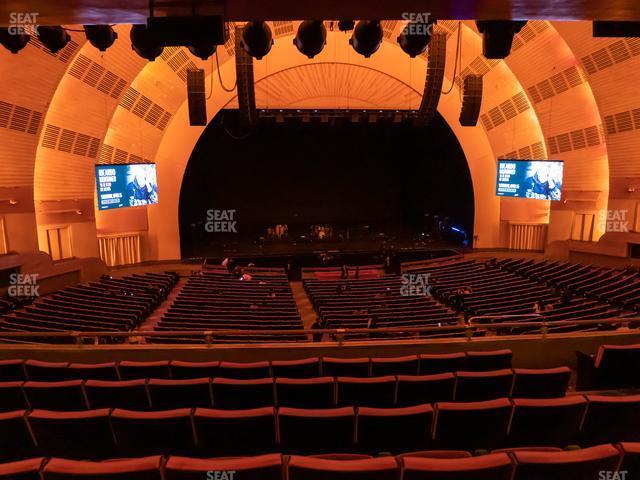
[0,350,515,382]
[0,367,571,412]
[1,444,638,480]
[2,394,639,459]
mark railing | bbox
[0,316,638,346]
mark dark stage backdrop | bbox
[179,110,473,258]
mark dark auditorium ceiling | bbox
[0,0,639,25]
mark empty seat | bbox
[511,367,571,398]
[370,355,419,376]
[322,357,370,377]
[169,360,219,380]
[85,379,150,410]
[193,407,277,457]
[218,361,271,379]
[279,407,356,454]
[618,442,640,478]
[434,398,512,451]
[402,453,513,480]
[28,408,116,459]
[581,394,640,445]
[0,411,36,461]
[512,444,621,480]
[118,361,171,380]
[165,454,283,480]
[0,458,43,480]
[508,396,587,447]
[23,380,87,411]
[0,360,25,382]
[111,408,195,457]
[418,353,466,375]
[396,373,455,406]
[454,370,514,402]
[337,376,396,407]
[148,378,212,409]
[272,358,321,378]
[0,382,28,412]
[276,377,335,408]
[577,343,640,390]
[287,455,399,480]
[465,350,512,372]
[212,377,274,409]
[357,405,433,454]
[42,456,163,479]
[23,360,70,381]
[67,362,119,381]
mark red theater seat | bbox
[511,367,571,398]
[218,361,271,379]
[118,361,171,380]
[434,398,512,451]
[276,377,335,408]
[581,394,640,445]
[279,407,356,454]
[85,379,151,410]
[0,458,44,480]
[67,362,119,381]
[147,378,212,409]
[169,360,220,379]
[357,405,433,454]
[322,357,370,377]
[272,357,321,378]
[337,376,396,407]
[370,356,419,376]
[165,454,283,480]
[511,444,621,480]
[42,456,163,479]
[396,373,455,406]
[401,453,514,480]
[418,353,467,375]
[453,370,514,401]
[0,360,25,382]
[110,408,195,457]
[0,411,36,461]
[212,377,274,409]
[193,407,277,456]
[287,455,399,480]
[618,442,640,478]
[508,396,587,447]
[28,408,115,459]
[0,382,28,412]
[23,380,87,411]
[464,350,512,372]
[577,343,640,390]
[23,360,70,382]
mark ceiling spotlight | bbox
[0,28,29,53]
[397,21,432,57]
[338,20,355,32]
[349,20,383,58]
[476,20,527,59]
[37,26,70,53]
[84,25,118,52]
[130,24,163,61]
[188,42,216,60]
[240,21,273,59]
[293,20,326,58]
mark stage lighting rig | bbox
[293,21,327,58]
[130,24,164,61]
[476,20,526,59]
[349,21,383,58]
[397,20,432,57]
[338,20,355,32]
[84,25,118,52]
[0,28,29,53]
[240,21,274,59]
[36,26,70,53]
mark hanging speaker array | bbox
[459,75,483,127]
[415,32,447,127]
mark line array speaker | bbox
[459,75,483,127]
[186,68,207,126]
[415,32,446,127]
[235,25,257,126]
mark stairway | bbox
[290,281,318,329]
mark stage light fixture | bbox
[293,20,327,58]
[240,21,273,59]
[338,20,355,32]
[0,28,29,53]
[130,24,163,61]
[349,20,383,57]
[188,42,216,60]
[36,26,70,53]
[476,20,526,59]
[84,25,118,51]
[397,21,432,57]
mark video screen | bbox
[96,163,158,210]
[496,160,563,201]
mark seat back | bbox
[511,367,571,398]
[147,378,212,409]
[169,361,219,380]
[118,361,171,380]
[322,357,370,377]
[0,382,28,412]
[42,456,163,479]
[396,374,455,406]
[287,455,399,480]
[276,377,335,408]
[0,458,43,480]
[279,407,356,454]
[402,453,513,480]
[85,379,151,410]
[418,353,466,375]
[212,378,274,409]
[218,361,271,379]
[23,380,87,411]
[0,411,36,461]
[272,358,321,378]
[594,344,640,388]
[0,360,25,382]
[357,405,433,454]
[581,394,640,445]
[464,350,512,371]
[454,370,514,402]
[337,376,396,407]
[67,362,119,381]
[23,360,69,382]
[370,356,419,376]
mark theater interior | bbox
[2,0,640,478]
